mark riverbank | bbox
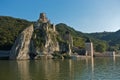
[0,51,119,60]
[0,51,9,59]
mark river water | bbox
[0,57,120,80]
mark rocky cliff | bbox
[9,13,73,60]
[33,13,72,56]
[33,13,60,55]
[9,25,34,60]
[33,23,60,55]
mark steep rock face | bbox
[44,28,59,54]
[33,13,60,55]
[34,22,59,55]
[10,13,73,60]
[9,25,34,60]
[34,13,72,56]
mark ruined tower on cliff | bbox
[85,38,94,57]
[35,13,56,31]
[34,13,59,55]
[38,13,48,23]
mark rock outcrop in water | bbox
[10,25,34,60]
[9,13,73,60]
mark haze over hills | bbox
[0,16,120,52]
[87,30,120,46]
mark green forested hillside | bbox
[56,23,84,37]
[86,32,112,40]
[0,16,120,52]
[0,16,31,50]
[56,23,108,52]
[56,23,86,48]
[87,30,120,51]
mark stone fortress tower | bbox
[85,38,94,57]
[64,31,73,47]
[38,13,48,23]
[35,13,56,31]
[63,31,73,55]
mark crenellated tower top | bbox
[38,13,48,23]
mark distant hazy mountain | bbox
[88,30,120,46]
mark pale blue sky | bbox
[0,0,120,33]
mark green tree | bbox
[73,37,85,48]
[0,16,31,50]
[95,43,107,53]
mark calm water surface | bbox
[0,57,120,80]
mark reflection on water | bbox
[0,57,120,80]
[91,58,94,80]
[17,61,30,80]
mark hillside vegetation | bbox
[0,16,31,50]
[56,23,108,52]
[56,23,85,48]
[87,30,120,51]
[0,16,119,52]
